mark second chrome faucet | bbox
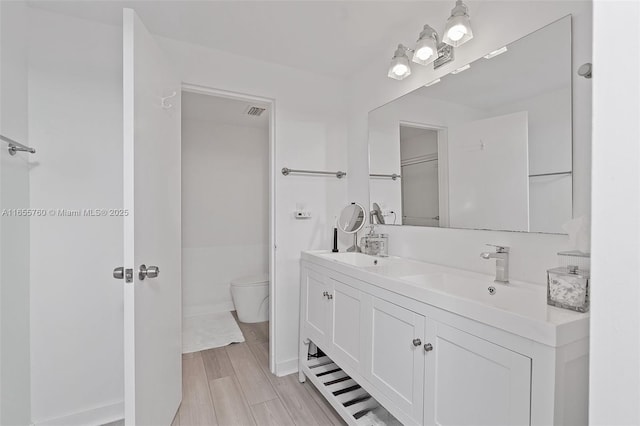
[481,244,510,283]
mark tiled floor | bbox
[174,313,346,426]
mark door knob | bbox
[113,267,133,283]
[113,267,124,279]
[139,264,160,280]
[424,343,433,352]
[413,338,422,347]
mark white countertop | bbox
[302,250,589,347]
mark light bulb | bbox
[442,0,474,47]
[447,24,467,42]
[415,46,434,61]
[388,44,412,80]
[412,24,439,66]
[392,63,408,76]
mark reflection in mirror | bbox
[338,203,366,253]
[368,16,572,234]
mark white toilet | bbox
[230,273,269,323]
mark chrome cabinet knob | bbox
[327,293,333,300]
[113,266,124,279]
[138,264,160,280]
[322,291,328,297]
[424,343,433,352]
[413,338,422,347]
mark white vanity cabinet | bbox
[299,253,590,426]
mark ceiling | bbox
[182,91,269,128]
[27,0,454,79]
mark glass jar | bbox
[361,233,389,257]
[547,265,590,313]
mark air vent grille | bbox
[246,106,266,117]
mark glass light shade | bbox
[412,25,438,66]
[387,46,412,80]
[443,15,473,46]
[442,1,474,47]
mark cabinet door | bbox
[368,297,425,423]
[302,268,330,348]
[424,323,531,426]
[329,277,364,373]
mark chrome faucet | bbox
[480,244,510,283]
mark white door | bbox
[368,297,425,423]
[122,8,182,426]
[424,323,531,426]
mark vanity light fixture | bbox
[424,78,441,87]
[387,44,412,80]
[387,0,473,80]
[442,0,474,47]
[451,63,471,74]
[484,46,508,59]
[412,25,439,65]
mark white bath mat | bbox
[182,311,245,353]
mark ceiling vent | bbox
[245,106,267,117]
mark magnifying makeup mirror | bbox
[337,202,366,252]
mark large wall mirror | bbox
[368,16,572,234]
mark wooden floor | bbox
[174,313,346,426]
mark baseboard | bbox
[34,401,124,426]
[183,301,235,318]
[275,357,299,377]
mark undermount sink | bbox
[315,252,393,267]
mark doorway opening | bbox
[399,122,449,227]
[180,86,275,370]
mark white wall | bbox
[590,2,640,424]
[0,1,31,424]
[448,112,530,231]
[26,6,348,423]
[182,111,269,317]
[27,8,124,425]
[347,1,592,285]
